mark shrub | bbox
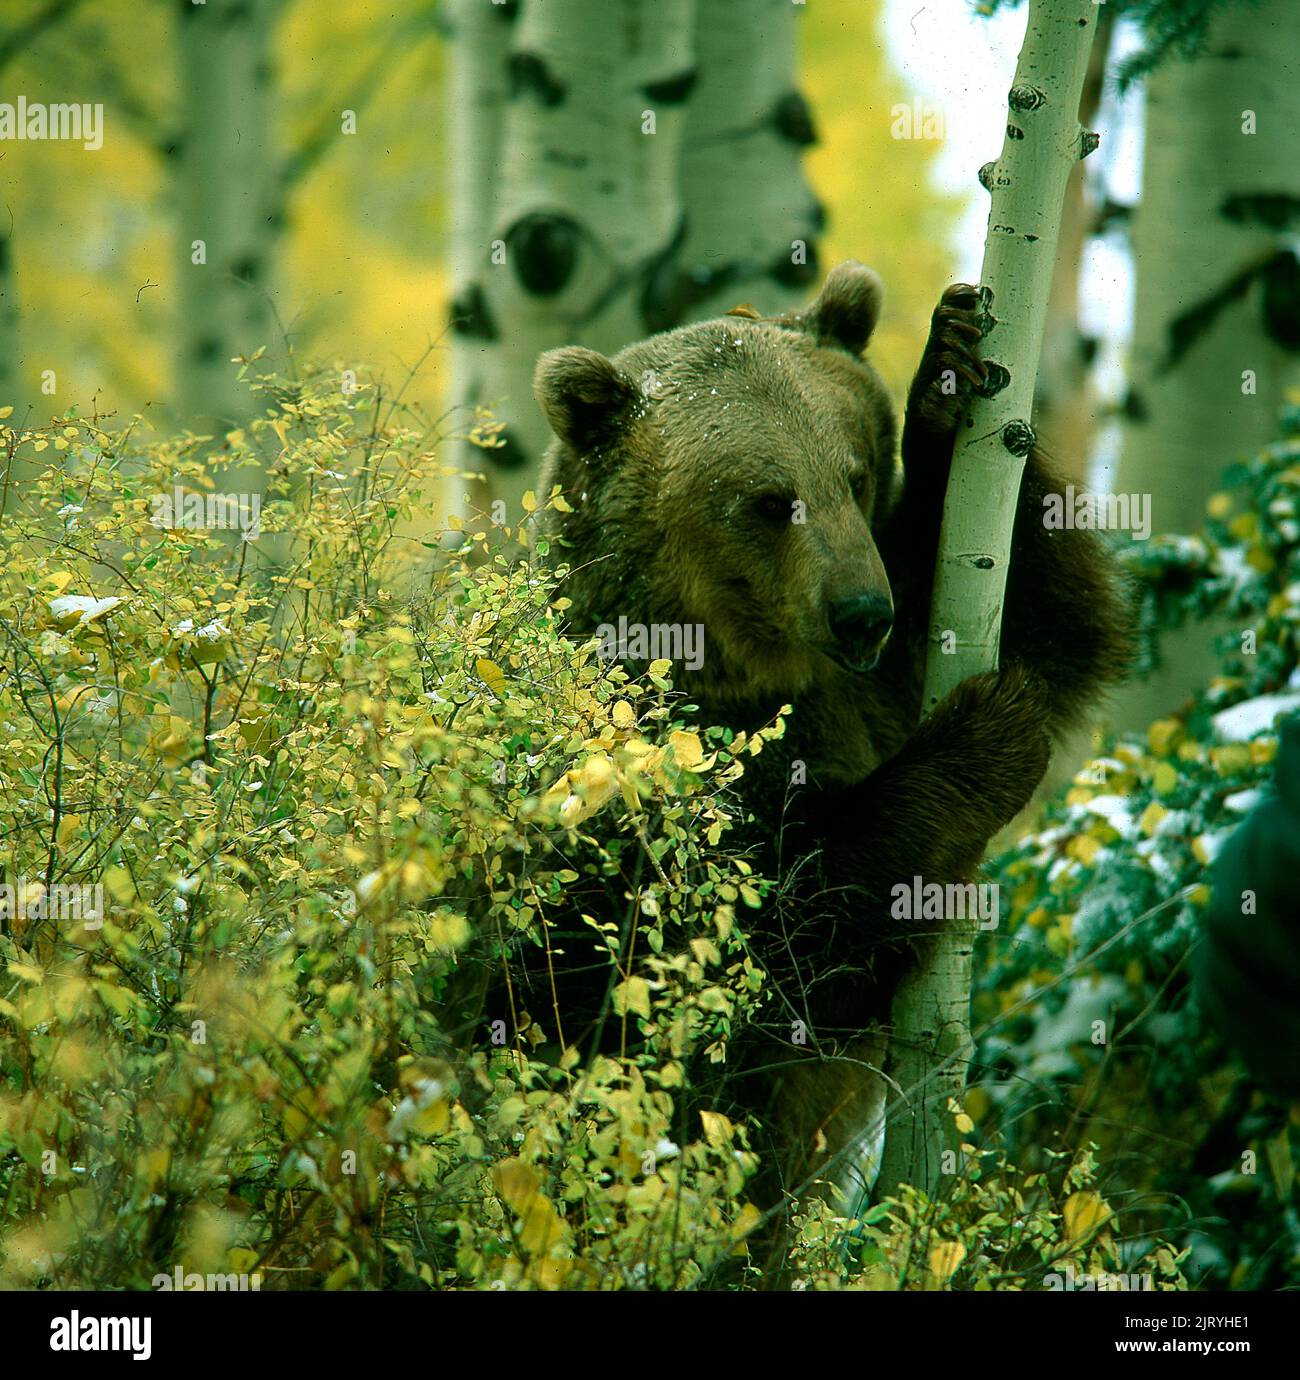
[975,400,1300,1288]
[0,375,1197,1290]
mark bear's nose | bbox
[829,593,894,663]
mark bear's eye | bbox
[753,492,794,525]
[849,471,869,503]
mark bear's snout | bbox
[828,592,893,672]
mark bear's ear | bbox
[783,260,884,355]
[534,347,638,452]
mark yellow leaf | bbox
[1139,801,1168,836]
[409,1099,450,1137]
[492,1158,541,1214]
[103,866,136,905]
[730,1201,762,1245]
[139,1146,171,1190]
[282,1089,317,1141]
[475,657,507,697]
[1148,719,1183,756]
[669,729,704,769]
[1063,1190,1110,1244]
[611,700,636,730]
[55,814,83,848]
[520,489,537,512]
[613,975,651,1019]
[518,1199,567,1256]
[1152,762,1178,796]
[928,1239,966,1285]
[1068,834,1101,866]
[699,1110,734,1146]
[1211,745,1252,776]
[533,1256,573,1289]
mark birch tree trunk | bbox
[1116,0,1300,540]
[1112,0,1300,731]
[1034,4,1112,480]
[455,0,696,529]
[444,0,516,525]
[174,0,281,434]
[673,0,822,326]
[876,0,1101,1201]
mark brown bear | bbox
[523,261,1131,1248]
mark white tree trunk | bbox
[1112,0,1300,731]
[1117,0,1300,539]
[444,0,516,526]
[877,0,1100,1201]
[174,0,281,434]
[675,0,821,324]
[456,0,696,529]
[1034,6,1111,480]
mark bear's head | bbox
[535,261,899,709]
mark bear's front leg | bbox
[813,663,1050,912]
[765,663,1051,1039]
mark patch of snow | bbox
[1212,692,1300,742]
[1081,794,1138,837]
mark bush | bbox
[0,376,1195,1290]
[975,400,1300,1288]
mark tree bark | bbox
[457,0,696,528]
[1116,0,1300,540]
[1112,0,1300,730]
[444,0,517,526]
[174,0,282,434]
[1034,4,1112,480]
[877,0,1101,1202]
[674,0,822,325]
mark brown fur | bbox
[530,263,1134,1257]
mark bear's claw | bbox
[907,283,992,437]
